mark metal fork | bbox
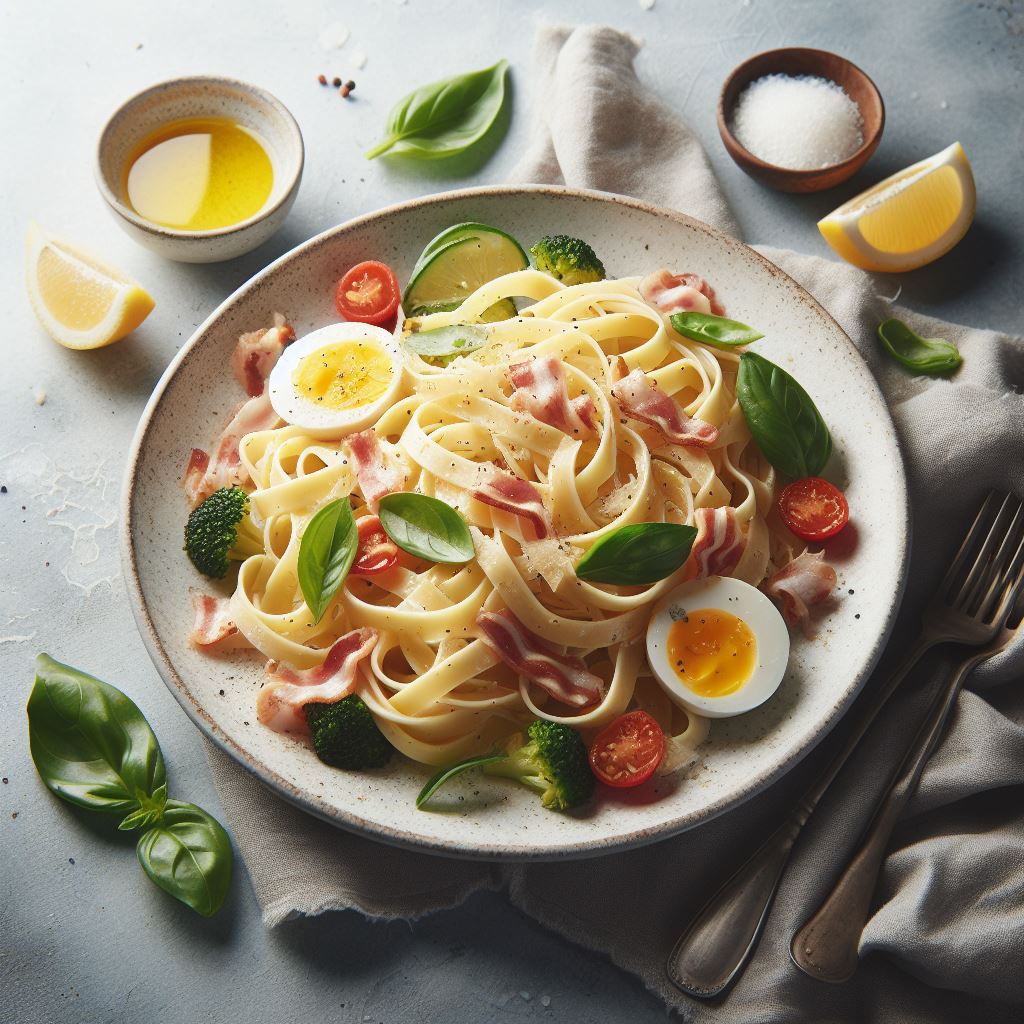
[666,491,1024,1000]
[791,511,1024,982]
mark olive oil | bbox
[124,117,273,231]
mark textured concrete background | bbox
[2,2,1022,1021]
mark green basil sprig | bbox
[298,499,358,624]
[416,753,505,809]
[403,324,490,359]
[27,653,166,815]
[366,60,509,161]
[876,318,962,377]
[27,654,232,917]
[136,801,233,918]
[378,492,474,564]
[736,352,832,479]
[670,312,764,349]
[574,523,698,585]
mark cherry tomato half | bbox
[334,260,400,325]
[589,710,666,788]
[350,516,399,576]
[777,477,850,542]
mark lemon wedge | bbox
[817,142,976,272]
[25,223,155,349]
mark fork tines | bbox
[943,491,1024,622]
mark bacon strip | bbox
[256,627,379,734]
[476,609,604,708]
[763,551,837,635]
[184,392,281,506]
[640,269,725,317]
[508,356,597,438]
[189,593,238,647]
[182,448,211,505]
[689,507,746,578]
[610,364,719,448]
[231,314,295,397]
[471,472,552,539]
[345,430,406,511]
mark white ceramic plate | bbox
[123,186,909,859]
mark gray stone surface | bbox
[2,2,1021,1021]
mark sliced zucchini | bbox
[404,227,529,317]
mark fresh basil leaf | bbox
[366,60,509,161]
[135,800,233,917]
[298,499,358,624]
[378,493,475,564]
[416,753,505,809]
[27,653,166,816]
[118,783,168,832]
[876,318,962,377]
[403,324,490,358]
[736,352,832,479]
[574,523,698,585]
[670,311,764,349]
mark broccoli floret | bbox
[529,235,606,286]
[484,719,594,810]
[183,486,264,578]
[304,695,393,770]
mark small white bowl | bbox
[95,76,303,263]
[646,577,791,719]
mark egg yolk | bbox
[667,608,757,697]
[292,340,392,410]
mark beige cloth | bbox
[207,24,1024,1021]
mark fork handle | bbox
[667,635,934,999]
[790,651,983,983]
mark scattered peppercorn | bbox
[317,74,327,86]
[340,84,351,98]
[346,80,356,90]
[332,76,342,87]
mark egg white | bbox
[646,576,790,719]
[268,322,403,439]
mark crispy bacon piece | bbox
[689,507,746,578]
[640,269,725,317]
[256,627,379,734]
[184,392,281,506]
[182,448,211,505]
[189,593,238,647]
[472,472,552,539]
[610,362,719,448]
[231,314,295,397]
[345,430,406,511]
[763,550,837,635]
[508,356,597,437]
[476,609,604,708]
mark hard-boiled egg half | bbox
[268,322,403,438]
[646,577,790,719]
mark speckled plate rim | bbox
[121,184,910,861]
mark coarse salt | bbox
[730,74,864,170]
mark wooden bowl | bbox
[718,48,885,193]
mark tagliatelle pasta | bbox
[201,268,807,766]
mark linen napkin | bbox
[206,24,1024,1021]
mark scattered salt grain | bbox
[639,0,656,10]
[519,990,532,1001]
[351,50,368,70]
[34,389,47,406]
[730,74,864,170]
[541,995,552,1007]
[940,99,949,110]
[319,21,350,49]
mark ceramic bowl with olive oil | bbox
[96,76,303,263]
